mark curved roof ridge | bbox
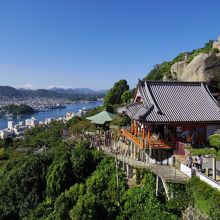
[125,102,142,117]
[201,82,220,111]
[144,81,163,114]
[137,82,150,107]
[145,80,203,85]
[125,102,154,121]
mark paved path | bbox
[101,146,189,183]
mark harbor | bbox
[0,101,102,130]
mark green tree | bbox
[144,62,172,81]
[3,137,13,148]
[0,155,51,219]
[121,90,131,103]
[111,115,130,127]
[104,79,129,106]
[209,134,220,152]
[69,120,95,138]
[188,176,220,219]
[46,147,74,199]
[53,183,85,220]
[131,87,137,99]
[71,140,95,182]
[120,172,178,220]
[2,104,35,116]
[70,158,127,220]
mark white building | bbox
[45,118,54,124]
[25,117,39,127]
[19,121,25,126]
[0,129,13,139]
[14,126,27,136]
[75,110,85,117]
[66,112,74,121]
[8,121,15,130]
[0,130,8,139]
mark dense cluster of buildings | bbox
[0,96,71,112]
[0,109,87,140]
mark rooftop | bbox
[126,81,220,123]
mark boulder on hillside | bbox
[213,36,220,51]
[181,53,209,82]
[169,52,220,86]
[170,61,188,80]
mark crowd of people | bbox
[186,155,203,171]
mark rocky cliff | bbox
[166,38,220,87]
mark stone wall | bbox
[182,206,211,220]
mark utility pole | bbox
[111,128,121,208]
[115,141,120,208]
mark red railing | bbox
[122,129,144,149]
[122,129,176,149]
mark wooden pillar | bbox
[147,126,151,145]
[135,121,138,136]
[148,126,151,162]
[142,124,146,148]
[131,120,135,134]
[142,124,146,139]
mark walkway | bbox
[101,145,189,184]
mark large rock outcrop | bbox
[213,36,220,51]
[171,61,188,80]
[168,40,220,85]
[181,53,210,82]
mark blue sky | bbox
[0,0,219,90]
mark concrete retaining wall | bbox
[182,206,211,220]
[196,171,220,190]
[180,163,193,177]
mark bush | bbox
[111,115,130,127]
[189,176,220,219]
[0,148,8,160]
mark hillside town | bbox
[0,109,86,140]
[1,1,220,219]
[0,96,71,112]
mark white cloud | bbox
[17,83,35,89]
[48,85,69,89]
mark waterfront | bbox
[0,101,102,130]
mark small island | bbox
[0,104,35,117]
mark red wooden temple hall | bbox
[118,81,220,164]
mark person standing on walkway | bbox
[197,155,203,171]
[186,155,193,168]
[193,157,198,169]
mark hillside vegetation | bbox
[0,120,180,220]
[0,111,219,219]
[144,40,215,81]
[1,104,35,116]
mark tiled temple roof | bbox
[125,81,220,123]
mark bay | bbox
[0,101,102,130]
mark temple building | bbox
[120,81,220,164]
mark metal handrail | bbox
[101,145,187,182]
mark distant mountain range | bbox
[0,86,107,100]
[50,87,107,95]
